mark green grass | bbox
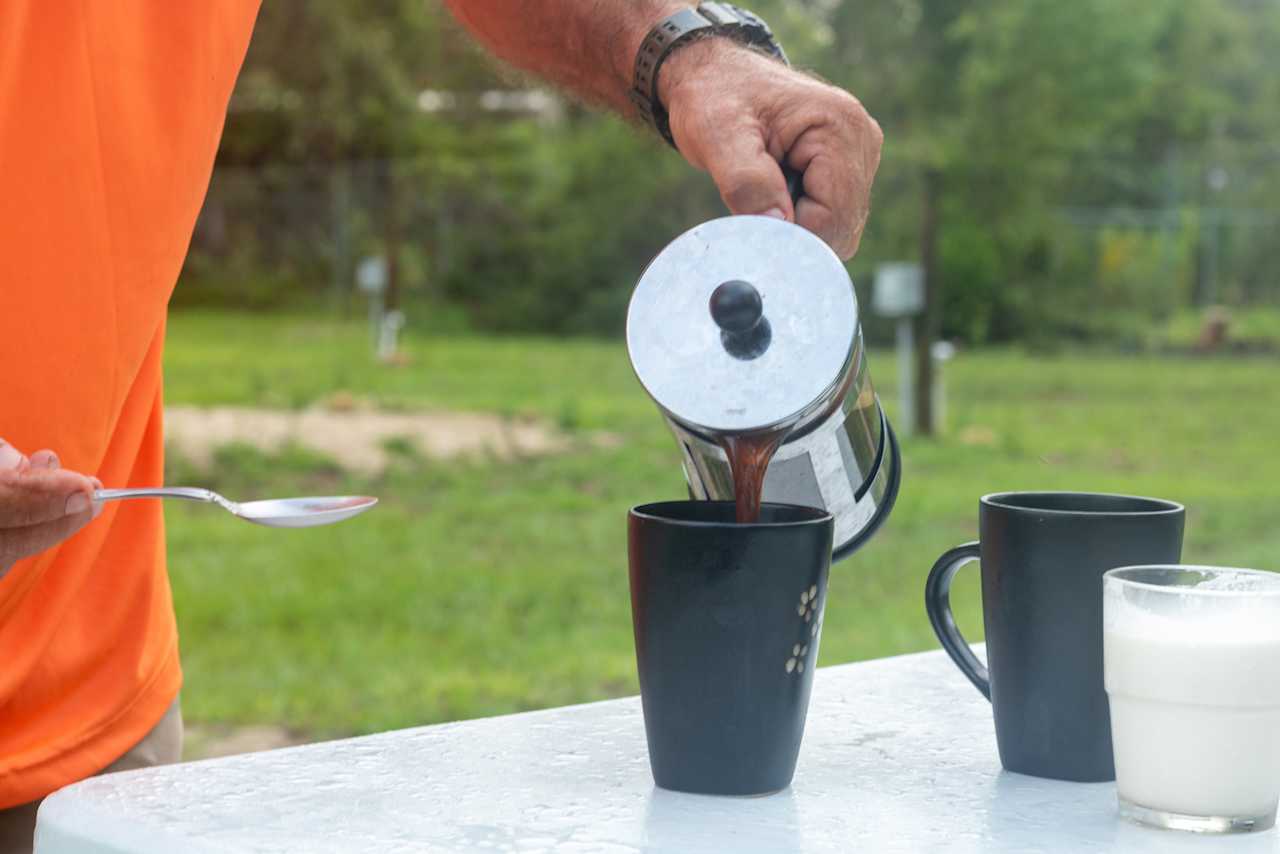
[163,310,1280,737]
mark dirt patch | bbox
[184,722,312,760]
[165,405,606,474]
[958,425,998,447]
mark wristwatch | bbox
[630,3,787,150]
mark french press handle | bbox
[782,162,804,207]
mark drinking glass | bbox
[1104,565,1280,833]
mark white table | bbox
[36,649,1278,853]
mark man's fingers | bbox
[700,130,795,221]
[0,439,27,472]
[0,468,98,528]
[795,196,868,260]
[0,443,98,573]
[660,41,883,259]
[794,199,839,253]
[0,509,97,569]
[790,146,871,260]
[771,90,881,260]
[30,450,60,470]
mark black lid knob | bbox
[709,280,763,334]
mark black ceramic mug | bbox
[924,492,1184,782]
[628,500,834,795]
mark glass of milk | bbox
[1104,565,1280,833]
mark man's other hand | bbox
[0,439,102,579]
[660,41,883,260]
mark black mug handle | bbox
[924,542,990,700]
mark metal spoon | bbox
[93,488,378,528]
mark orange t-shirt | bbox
[0,3,260,807]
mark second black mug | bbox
[925,491,1184,782]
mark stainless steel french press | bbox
[626,214,900,560]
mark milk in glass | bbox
[1104,566,1280,827]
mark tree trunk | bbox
[384,161,402,313]
[914,169,942,436]
[330,163,353,318]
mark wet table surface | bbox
[36,649,1279,853]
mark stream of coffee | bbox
[720,353,865,523]
[719,428,788,524]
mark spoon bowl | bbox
[94,488,378,528]
[235,496,379,528]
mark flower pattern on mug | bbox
[786,584,823,675]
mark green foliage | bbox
[935,218,1008,344]
[164,313,1280,735]
[434,119,722,334]
[1094,227,1184,316]
[223,0,478,162]
[819,0,1280,344]
[180,1,1280,341]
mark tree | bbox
[816,0,1185,431]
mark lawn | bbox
[162,310,1280,739]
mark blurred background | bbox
[166,0,1280,757]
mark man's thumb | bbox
[0,439,27,472]
[703,137,793,221]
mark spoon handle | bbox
[94,487,219,504]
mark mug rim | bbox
[630,500,832,529]
[980,490,1183,517]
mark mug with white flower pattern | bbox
[628,500,834,795]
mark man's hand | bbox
[660,41,883,260]
[0,439,102,580]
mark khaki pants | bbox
[0,699,182,854]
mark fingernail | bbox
[66,493,90,515]
[763,207,787,220]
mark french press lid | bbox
[626,215,858,435]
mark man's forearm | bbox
[442,0,690,115]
